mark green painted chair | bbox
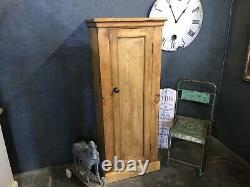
[167,80,217,176]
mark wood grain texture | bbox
[118,30,145,161]
[97,28,114,161]
[86,18,166,22]
[86,18,166,28]
[89,28,105,159]
[86,18,164,183]
[143,28,153,161]
[109,30,120,159]
[86,22,165,28]
[109,28,154,162]
[150,26,163,161]
[118,36,144,160]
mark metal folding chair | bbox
[167,80,217,176]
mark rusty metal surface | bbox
[243,39,250,82]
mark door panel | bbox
[109,28,153,161]
[118,37,144,160]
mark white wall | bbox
[0,108,18,187]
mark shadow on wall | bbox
[1,23,96,173]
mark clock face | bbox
[149,0,203,51]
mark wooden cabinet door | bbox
[109,28,153,161]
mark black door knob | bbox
[113,87,120,93]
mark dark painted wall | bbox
[0,0,232,173]
[162,0,231,88]
[215,0,250,163]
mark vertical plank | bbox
[143,28,154,160]
[98,28,114,161]
[109,30,121,158]
[89,28,105,159]
[150,26,163,161]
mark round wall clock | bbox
[149,0,203,51]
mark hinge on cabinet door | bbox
[152,43,154,55]
[155,94,160,104]
[108,31,111,45]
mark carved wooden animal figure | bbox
[70,141,105,186]
[73,141,100,169]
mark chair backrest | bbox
[176,80,217,120]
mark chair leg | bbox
[207,126,212,150]
[166,131,172,167]
[199,140,208,176]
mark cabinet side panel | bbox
[89,28,105,159]
[98,28,114,161]
[143,28,153,160]
[150,26,163,161]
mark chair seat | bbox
[171,115,210,144]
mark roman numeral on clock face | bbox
[155,8,162,12]
[162,37,166,46]
[192,20,199,24]
[153,1,163,12]
[188,30,195,37]
[182,38,185,48]
[192,7,200,13]
[154,3,162,12]
[171,40,175,49]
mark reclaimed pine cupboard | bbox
[86,18,166,183]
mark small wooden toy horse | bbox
[66,141,106,186]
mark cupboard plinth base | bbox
[104,161,160,183]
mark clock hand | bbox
[170,5,178,23]
[176,9,187,23]
[176,0,191,23]
[166,0,177,23]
